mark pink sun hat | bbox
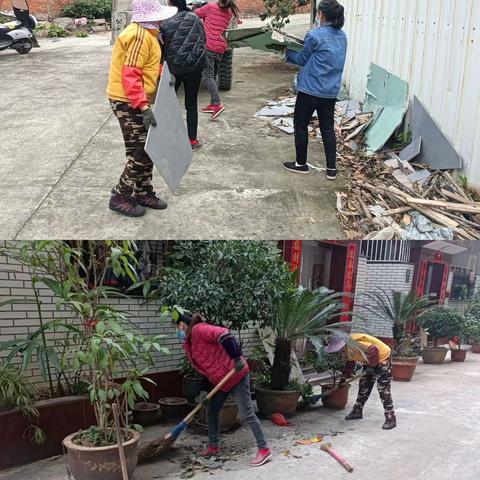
[131,0,178,22]
[324,335,346,353]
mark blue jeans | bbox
[207,374,268,449]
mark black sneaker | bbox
[382,415,397,430]
[345,409,363,421]
[109,189,146,217]
[283,162,310,175]
[326,168,338,180]
[134,191,168,210]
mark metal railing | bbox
[360,240,411,263]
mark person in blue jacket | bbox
[284,0,347,180]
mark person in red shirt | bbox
[194,0,239,120]
[175,312,273,467]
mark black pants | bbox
[294,92,337,170]
[174,70,202,141]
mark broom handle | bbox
[322,373,364,398]
[183,368,237,424]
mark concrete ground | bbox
[1,350,479,480]
[0,15,344,240]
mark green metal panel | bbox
[363,63,409,152]
[227,27,304,53]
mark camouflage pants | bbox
[110,100,153,196]
[353,363,395,419]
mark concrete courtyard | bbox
[0,15,344,240]
[1,351,479,480]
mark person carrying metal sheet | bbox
[107,0,177,217]
[284,0,347,180]
[324,333,397,430]
[161,0,207,151]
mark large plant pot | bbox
[254,385,300,417]
[63,429,140,480]
[451,349,467,362]
[472,344,480,354]
[421,347,448,364]
[158,397,189,419]
[132,402,161,426]
[392,357,419,382]
[321,384,350,410]
[181,375,204,402]
[199,398,239,431]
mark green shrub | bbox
[75,31,89,37]
[418,306,465,346]
[464,303,480,343]
[48,24,70,37]
[61,0,112,20]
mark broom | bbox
[310,373,365,403]
[138,368,237,463]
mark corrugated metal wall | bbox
[341,0,480,184]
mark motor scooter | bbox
[0,0,39,54]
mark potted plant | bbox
[179,357,205,403]
[312,351,349,409]
[132,402,162,427]
[253,287,355,417]
[62,315,168,480]
[360,291,432,381]
[418,306,465,364]
[0,366,45,444]
[465,303,480,354]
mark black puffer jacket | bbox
[161,11,206,76]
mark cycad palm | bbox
[270,287,352,390]
[359,290,434,356]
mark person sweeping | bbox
[107,0,177,217]
[284,0,347,180]
[193,0,239,120]
[324,333,397,430]
[175,312,273,467]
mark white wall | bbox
[342,0,480,184]
[353,256,415,338]
[0,242,261,386]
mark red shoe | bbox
[201,104,216,113]
[190,139,202,151]
[250,448,272,467]
[210,104,225,120]
[198,445,219,458]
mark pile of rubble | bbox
[254,63,480,240]
[334,104,480,241]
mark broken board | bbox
[145,62,193,192]
[411,96,463,170]
[257,327,306,384]
[363,64,409,153]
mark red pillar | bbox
[340,242,357,322]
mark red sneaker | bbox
[198,446,219,458]
[210,104,226,120]
[201,104,216,113]
[190,139,202,151]
[250,448,272,467]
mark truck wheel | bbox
[218,49,233,91]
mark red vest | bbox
[183,323,249,392]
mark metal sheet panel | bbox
[145,62,193,193]
[341,0,480,183]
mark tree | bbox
[261,0,310,29]
[146,241,296,346]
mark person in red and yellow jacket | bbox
[325,333,397,430]
[107,0,177,217]
[175,312,273,467]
